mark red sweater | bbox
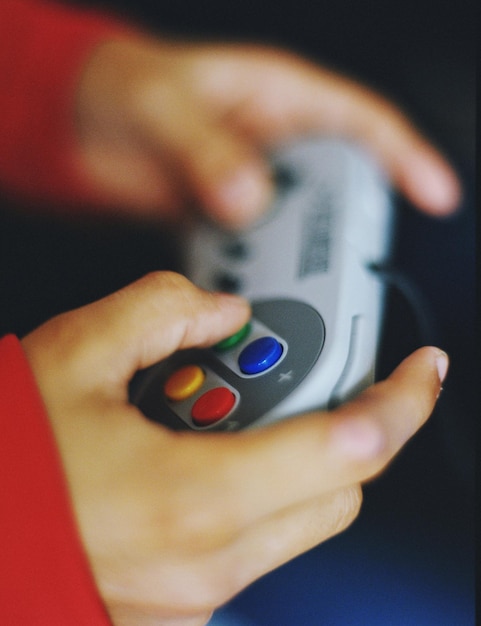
[0,1,132,623]
[0,336,111,624]
[0,0,127,209]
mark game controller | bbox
[130,138,394,431]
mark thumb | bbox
[22,272,251,394]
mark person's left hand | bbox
[75,37,461,227]
[22,272,448,626]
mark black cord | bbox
[369,262,474,496]
[369,262,439,347]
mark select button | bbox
[213,272,243,293]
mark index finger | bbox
[194,46,461,216]
[303,68,462,217]
[22,272,251,393]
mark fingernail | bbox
[411,155,462,215]
[331,417,385,460]
[216,164,273,225]
[213,292,251,319]
[435,349,449,384]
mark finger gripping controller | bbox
[130,138,394,431]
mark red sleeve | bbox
[0,335,112,625]
[0,0,128,210]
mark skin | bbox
[73,38,461,227]
[22,272,448,626]
[17,32,458,626]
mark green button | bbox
[215,322,251,352]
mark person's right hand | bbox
[22,272,448,626]
[75,38,461,227]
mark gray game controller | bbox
[130,138,394,431]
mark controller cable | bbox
[369,262,474,495]
[369,262,439,346]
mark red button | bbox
[191,387,236,427]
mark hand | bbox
[22,272,448,625]
[75,37,461,227]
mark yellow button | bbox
[164,365,205,401]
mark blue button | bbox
[238,336,283,375]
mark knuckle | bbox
[137,270,193,294]
[135,271,204,318]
